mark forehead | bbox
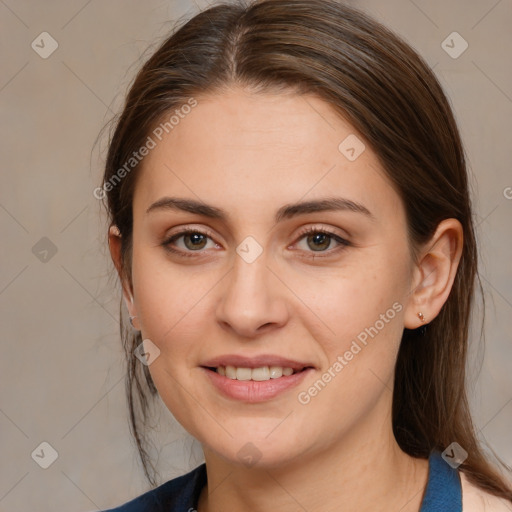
[132,88,403,224]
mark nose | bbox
[215,248,290,339]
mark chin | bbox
[201,429,310,470]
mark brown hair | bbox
[100,0,512,500]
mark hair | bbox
[99,0,512,500]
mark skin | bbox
[109,86,463,512]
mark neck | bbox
[197,398,429,512]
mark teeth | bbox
[216,365,299,381]
[236,367,252,381]
[225,365,237,379]
[269,366,283,378]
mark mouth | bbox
[199,356,315,402]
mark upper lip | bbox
[201,354,315,371]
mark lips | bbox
[200,354,315,402]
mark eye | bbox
[161,228,219,257]
[294,226,351,257]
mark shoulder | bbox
[101,463,207,512]
[460,471,512,512]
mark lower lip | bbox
[201,367,313,403]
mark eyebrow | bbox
[145,196,375,223]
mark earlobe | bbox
[108,224,139,328]
[108,225,123,276]
[404,218,463,329]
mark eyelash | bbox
[161,226,351,259]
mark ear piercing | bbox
[417,312,425,323]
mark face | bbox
[125,87,416,468]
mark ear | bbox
[108,225,139,328]
[404,218,463,329]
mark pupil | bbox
[186,233,206,249]
[309,233,329,251]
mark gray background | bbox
[0,0,511,510]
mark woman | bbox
[99,0,512,510]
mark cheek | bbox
[296,268,406,430]
[130,246,208,353]
[293,256,406,354]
